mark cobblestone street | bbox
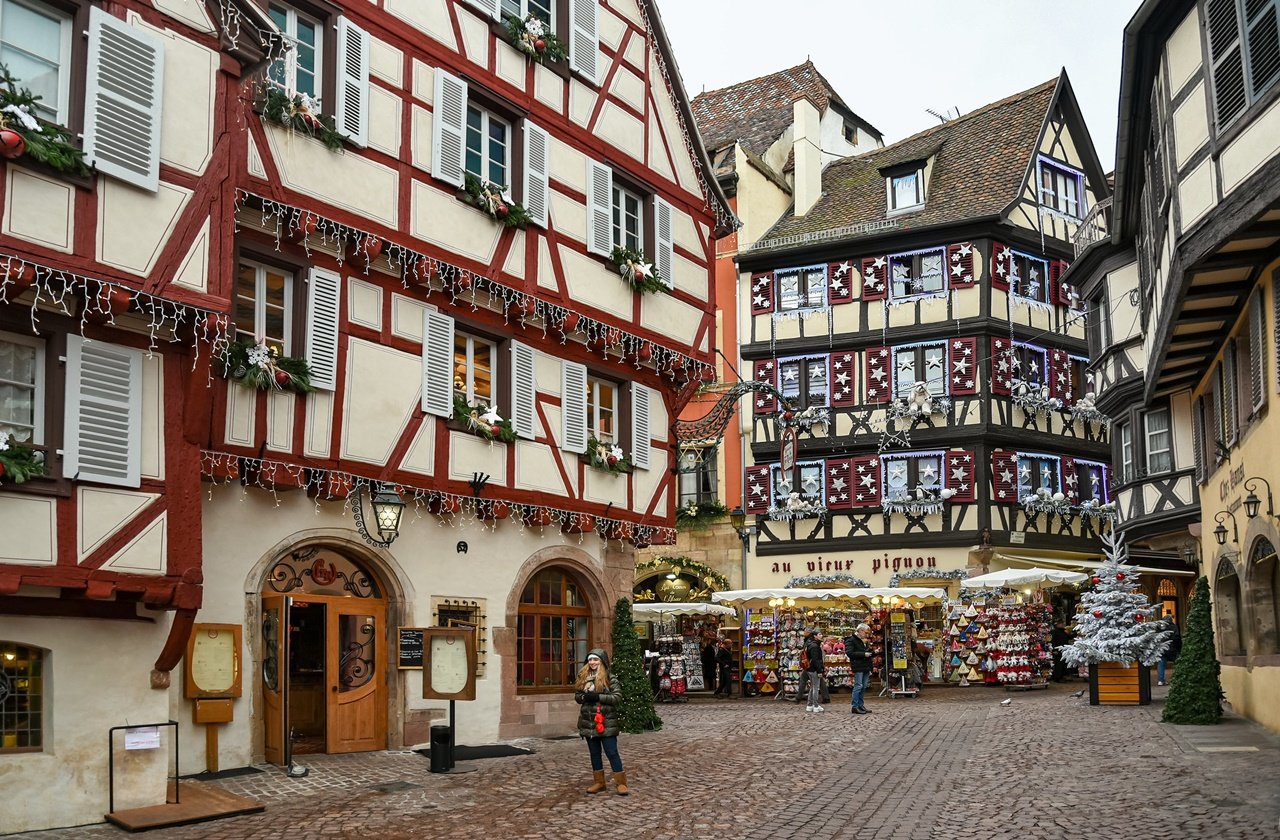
[15,684,1280,840]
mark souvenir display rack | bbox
[942,599,1053,687]
[741,609,778,697]
[739,605,866,697]
[652,616,723,701]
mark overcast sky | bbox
[657,0,1144,167]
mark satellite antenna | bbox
[926,107,956,124]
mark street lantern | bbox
[352,483,405,547]
[729,505,746,534]
[1244,490,1261,520]
[1214,521,1228,546]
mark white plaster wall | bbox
[1220,96,1280,194]
[1165,8,1203,94]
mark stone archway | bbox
[1214,556,1246,657]
[1246,536,1279,656]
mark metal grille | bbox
[433,598,488,678]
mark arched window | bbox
[1215,559,1246,656]
[517,568,591,693]
[1,643,44,752]
[1248,537,1278,655]
[1157,578,1180,626]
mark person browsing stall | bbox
[844,624,875,715]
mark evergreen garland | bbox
[611,597,662,733]
[1162,576,1224,725]
[0,65,90,176]
[221,337,314,393]
[0,435,45,484]
[610,247,667,294]
[463,173,532,228]
[261,87,344,151]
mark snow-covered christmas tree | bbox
[1062,531,1171,668]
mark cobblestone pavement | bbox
[13,683,1280,840]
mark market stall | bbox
[632,602,738,701]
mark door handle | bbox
[331,685,338,693]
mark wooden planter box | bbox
[1088,661,1152,705]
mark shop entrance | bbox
[261,547,387,765]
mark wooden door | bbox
[326,600,386,753]
[261,594,289,765]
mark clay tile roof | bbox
[755,78,1059,251]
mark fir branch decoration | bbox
[611,598,662,733]
[463,173,531,228]
[0,435,45,484]
[635,556,729,591]
[504,14,568,63]
[0,65,90,177]
[221,337,314,393]
[610,246,667,294]
[587,435,630,473]
[1162,576,1224,725]
[261,86,344,151]
[452,393,517,443]
[675,499,728,530]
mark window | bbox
[1066,356,1088,402]
[883,453,942,502]
[1011,343,1047,388]
[0,0,72,124]
[1075,459,1107,502]
[771,460,824,506]
[0,331,44,444]
[1017,455,1060,498]
[1118,421,1134,482]
[464,104,510,189]
[678,445,717,506]
[843,121,858,144]
[1038,158,1084,218]
[234,259,294,354]
[586,375,615,443]
[889,249,945,298]
[893,343,946,398]
[517,567,590,691]
[502,0,552,23]
[888,170,924,212]
[1215,559,1246,656]
[1145,407,1173,474]
[777,266,826,311]
[1205,0,1280,129]
[611,183,642,253]
[778,356,828,409]
[453,332,497,405]
[1009,252,1050,302]
[0,642,43,752]
[267,3,323,100]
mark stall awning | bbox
[630,602,738,618]
[995,553,1196,577]
[961,567,1089,589]
[711,587,946,607]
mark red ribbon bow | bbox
[594,704,605,734]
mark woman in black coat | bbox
[574,648,628,795]
[844,624,875,714]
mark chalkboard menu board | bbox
[398,628,426,669]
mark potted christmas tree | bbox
[1161,576,1224,724]
[610,598,661,733]
[1061,531,1172,705]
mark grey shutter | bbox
[1246,0,1280,98]
[561,360,588,454]
[422,310,455,417]
[523,121,550,228]
[1274,267,1280,395]
[461,0,500,18]
[334,17,370,147]
[432,69,468,188]
[1250,287,1267,413]
[568,0,599,82]
[654,197,674,288]
[83,7,165,191]
[631,383,651,469]
[586,159,612,256]
[1211,368,1224,462]
[511,340,536,440]
[64,335,142,488]
[305,267,342,391]
[1223,342,1238,445]
[1193,396,1206,485]
[1206,0,1247,127]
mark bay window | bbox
[777,265,826,311]
[1145,407,1173,474]
[893,343,946,398]
[1017,455,1060,497]
[1038,158,1084,218]
[883,453,942,502]
[772,460,824,506]
[1010,252,1050,303]
[889,249,945,298]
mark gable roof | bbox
[691,61,878,161]
[751,77,1061,253]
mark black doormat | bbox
[414,744,533,760]
[181,766,266,781]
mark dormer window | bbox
[884,163,925,214]
[1038,157,1084,219]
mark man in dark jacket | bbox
[714,638,734,698]
[701,638,719,694]
[803,630,826,712]
[1051,620,1073,682]
[844,623,875,714]
[795,630,831,706]
[1158,618,1182,686]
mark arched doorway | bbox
[1157,578,1181,626]
[260,545,388,764]
[1215,557,1246,657]
[1248,537,1278,655]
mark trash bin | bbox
[429,725,454,773]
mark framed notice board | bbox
[397,627,427,670]
[185,624,242,699]
[421,627,477,701]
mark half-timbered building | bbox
[735,73,1114,591]
[0,0,727,830]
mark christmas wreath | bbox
[587,435,630,473]
[262,86,344,151]
[610,247,667,294]
[221,337,314,393]
[504,14,568,63]
[0,434,45,484]
[452,393,517,442]
[0,65,90,177]
[463,173,532,228]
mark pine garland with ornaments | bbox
[0,64,90,176]
[452,394,517,443]
[463,173,532,228]
[221,336,314,393]
[587,436,630,473]
[0,434,44,484]
[1061,530,1171,668]
[610,246,667,295]
[504,14,568,63]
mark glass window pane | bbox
[779,362,800,400]
[0,2,64,119]
[893,173,919,208]
[465,107,484,179]
[488,119,508,188]
[473,338,494,403]
[529,0,552,24]
[779,274,799,309]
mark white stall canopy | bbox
[631,602,738,618]
[711,587,946,607]
[960,568,1089,589]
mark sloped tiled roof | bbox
[755,78,1059,250]
[691,61,869,160]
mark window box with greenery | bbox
[675,499,728,530]
[453,393,516,443]
[463,173,531,227]
[586,435,630,473]
[261,87,343,151]
[0,66,89,178]
[221,336,314,393]
[504,13,567,63]
[0,435,45,484]
[610,246,666,294]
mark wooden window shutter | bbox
[1061,456,1078,503]
[825,457,853,510]
[431,69,468,188]
[64,335,143,488]
[1210,370,1224,462]
[585,159,613,256]
[827,261,854,303]
[523,121,551,228]
[1050,260,1073,306]
[631,383,651,470]
[989,242,1011,291]
[568,0,600,82]
[460,0,500,18]
[1047,349,1070,403]
[1206,0,1247,127]
[946,243,976,289]
[422,310,455,417]
[654,197,675,288]
[305,267,342,391]
[560,360,588,454]
[849,455,880,507]
[750,272,775,314]
[864,345,890,403]
[744,464,772,514]
[990,337,1013,395]
[949,338,978,395]
[83,8,165,192]
[1223,343,1238,445]
[1192,396,1206,485]
[510,341,537,440]
[946,451,976,503]
[334,17,370,147]
[753,360,777,414]
[829,351,857,406]
[860,257,887,301]
[1249,287,1267,413]
[991,450,1019,503]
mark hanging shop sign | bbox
[780,426,798,474]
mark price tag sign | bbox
[124,727,161,751]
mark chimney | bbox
[792,96,822,217]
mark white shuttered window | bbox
[422,310,456,417]
[631,384,651,470]
[523,122,550,228]
[561,360,588,454]
[64,336,143,488]
[654,197,674,288]
[305,268,342,391]
[334,17,370,147]
[568,0,598,82]
[432,69,468,188]
[510,341,536,440]
[585,159,612,256]
[1250,287,1268,414]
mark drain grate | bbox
[368,780,423,793]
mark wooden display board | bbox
[184,624,242,699]
[421,627,477,701]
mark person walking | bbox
[1050,620,1073,682]
[844,623,875,715]
[714,638,734,698]
[795,630,831,705]
[1157,617,1182,686]
[803,630,825,712]
[701,637,719,694]
[574,649,628,795]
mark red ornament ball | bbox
[275,370,290,386]
[0,128,26,160]
[1092,610,1103,619]
[1115,573,1126,581]
[534,38,546,52]
[495,203,509,219]
[0,462,6,479]
[489,424,502,437]
[606,455,619,466]
[1135,613,1145,622]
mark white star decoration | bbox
[753,294,767,307]
[872,256,886,270]
[1000,469,1014,484]
[959,244,971,257]
[951,466,968,482]
[860,473,876,489]
[834,261,852,278]
[750,482,763,496]
[954,357,970,374]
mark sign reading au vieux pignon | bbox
[764,554,942,576]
